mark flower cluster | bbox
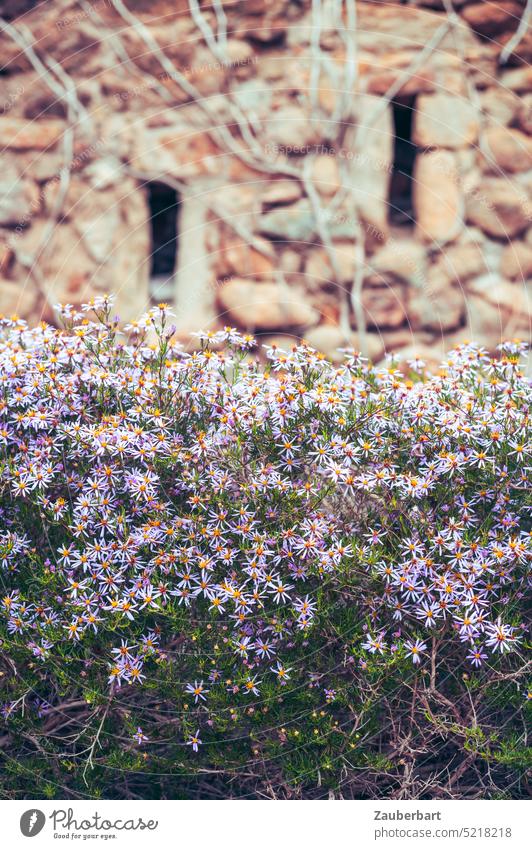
[0,299,529,754]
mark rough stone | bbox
[345,94,393,241]
[363,284,408,329]
[279,249,302,274]
[356,2,467,50]
[23,88,68,121]
[20,152,63,182]
[109,240,152,325]
[479,87,520,126]
[516,94,532,136]
[310,155,341,197]
[500,242,532,281]
[258,200,316,242]
[379,328,412,350]
[83,156,125,190]
[448,295,506,348]
[466,278,531,338]
[0,165,34,226]
[367,66,435,96]
[460,2,524,37]
[256,54,307,85]
[0,117,65,150]
[0,278,38,319]
[0,242,14,275]
[454,148,477,176]
[17,190,150,324]
[261,179,302,207]
[412,93,478,149]
[408,267,466,331]
[171,198,216,335]
[482,127,532,174]
[465,180,530,238]
[305,242,358,285]
[117,17,196,80]
[132,122,221,179]
[326,210,363,241]
[499,67,532,93]
[212,185,256,217]
[370,239,427,287]
[379,326,434,348]
[74,207,121,264]
[232,79,273,119]
[467,276,529,318]
[413,151,463,244]
[217,278,318,330]
[225,39,257,78]
[19,220,95,306]
[464,47,498,89]
[184,48,233,97]
[317,74,340,114]
[264,105,320,150]
[433,242,487,284]
[221,236,275,278]
[245,18,288,44]
[227,157,267,184]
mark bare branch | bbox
[189,0,227,63]
[0,17,92,128]
[109,0,297,178]
[500,0,532,64]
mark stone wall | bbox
[0,0,530,363]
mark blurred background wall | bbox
[0,0,530,364]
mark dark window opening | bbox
[389,96,417,227]
[148,182,179,277]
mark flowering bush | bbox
[0,298,530,799]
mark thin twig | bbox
[0,17,91,127]
[500,0,532,64]
[109,0,296,177]
[82,697,113,786]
